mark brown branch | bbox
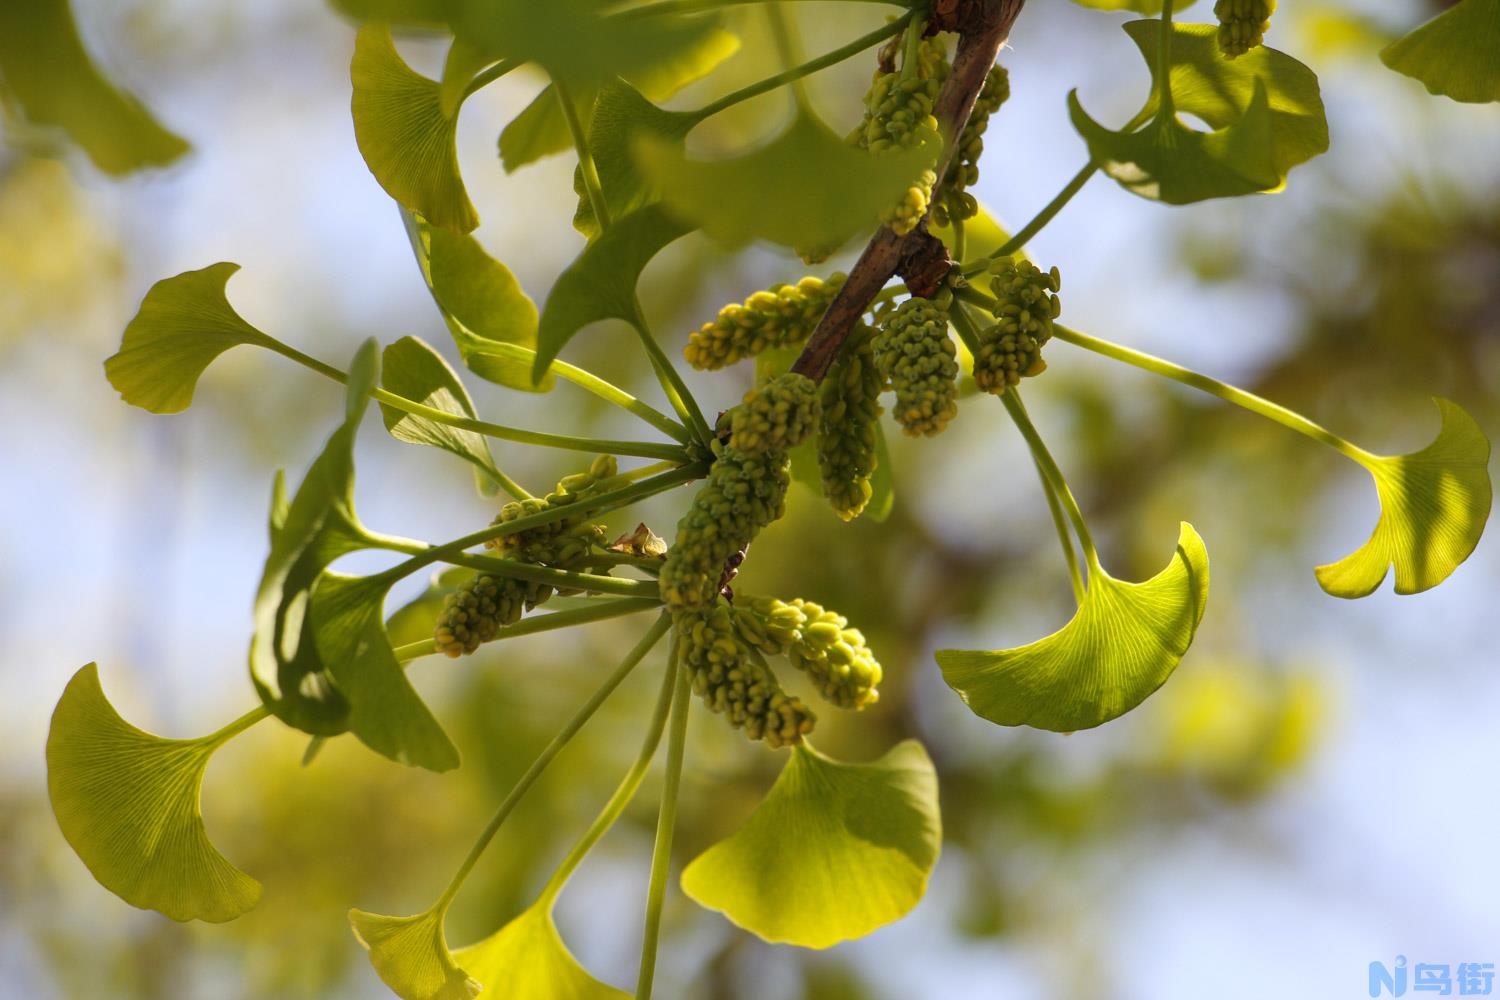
[790,0,1027,384]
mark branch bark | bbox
[790,0,1027,384]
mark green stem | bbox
[899,14,926,84]
[999,388,1101,571]
[692,14,913,122]
[1050,324,1375,464]
[461,57,521,101]
[204,706,269,748]
[440,552,662,598]
[635,635,691,1000]
[951,215,966,264]
[548,355,693,445]
[539,645,679,905]
[556,75,612,232]
[1156,0,1177,123]
[958,162,1099,278]
[436,613,674,911]
[1035,458,1086,605]
[631,303,715,446]
[394,638,438,661]
[765,2,812,112]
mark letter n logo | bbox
[1370,956,1409,997]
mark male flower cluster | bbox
[1215,0,1276,57]
[816,324,884,521]
[678,605,816,748]
[733,596,883,710]
[683,274,846,371]
[873,294,960,437]
[974,260,1062,393]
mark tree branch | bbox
[790,0,1027,383]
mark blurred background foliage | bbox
[1,1,1496,998]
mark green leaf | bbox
[453,903,630,998]
[352,24,479,233]
[47,664,261,923]
[104,263,279,414]
[937,522,1210,732]
[573,80,699,239]
[500,28,737,175]
[1381,0,1500,104]
[249,342,380,737]
[1072,21,1329,204]
[865,421,895,523]
[1316,399,1493,598]
[308,571,460,772]
[350,908,481,1000]
[0,0,188,175]
[681,741,941,949]
[380,335,502,492]
[637,109,940,250]
[440,36,492,119]
[532,204,691,381]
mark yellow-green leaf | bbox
[0,0,188,175]
[1316,399,1492,598]
[635,109,941,250]
[350,908,481,1000]
[47,664,262,923]
[352,24,478,233]
[1381,0,1500,104]
[380,335,503,491]
[453,903,630,999]
[572,80,699,239]
[104,263,279,414]
[681,741,941,949]
[937,522,1210,732]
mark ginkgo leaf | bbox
[937,522,1210,732]
[352,24,478,233]
[250,341,381,737]
[47,664,262,923]
[401,212,550,393]
[572,80,699,239]
[0,0,189,175]
[1316,398,1492,598]
[1381,0,1500,104]
[636,109,940,250]
[308,571,460,772]
[453,903,630,999]
[499,28,737,175]
[681,741,941,949]
[532,204,691,382]
[350,908,481,1000]
[104,263,279,414]
[380,336,502,491]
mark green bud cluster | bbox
[873,295,959,437]
[485,455,617,566]
[974,260,1061,393]
[726,373,820,455]
[733,597,883,710]
[677,607,816,748]
[851,71,942,237]
[1214,0,1275,58]
[684,274,847,371]
[433,573,551,658]
[932,65,1010,229]
[816,324,883,520]
[660,444,791,612]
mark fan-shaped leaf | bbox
[572,80,699,239]
[104,263,279,414]
[249,341,380,737]
[453,903,630,999]
[47,664,262,923]
[938,522,1210,732]
[0,0,188,175]
[352,25,478,233]
[350,908,481,1000]
[1381,0,1500,104]
[381,336,502,492]
[681,741,941,949]
[532,204,691,381]
[1316,399,1492,598]
[308,571,460,772]
[636,110,940,250]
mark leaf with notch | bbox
[573,79,699,239]
[1381,0,1500,104]
[380,335,503,493]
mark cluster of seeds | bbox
[1214,0,1276,57]
[973,260,1062,393]
[677,606,816,748]
[726,373,821,455]
[683,274,846,371]
[873,294,960,437]
[932,65,1010,229]
[733,597,883,710]
[816,324,884,520]
[433,573,553,657]
[659,443,791,612]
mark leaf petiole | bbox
[556,75,612,232]
[631,302,715,447]
[1000,387,1102,573]
[635,632,691,1000]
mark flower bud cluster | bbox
[851,70,942,236]
[433,573,552,657]
[873,295,959,437]
[678,606,816,748]
[816,324,883,520]
[727,373,821,455]
[733,597,882,709]
[684,274,847,371]
[485,455,618,566]
[973,260,1061,393]
[1215,0,1276,57]
[932,65,1010,229]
